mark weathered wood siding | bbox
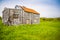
[2,8,9,25]
[31,13,40,24]
[2,7,40,25]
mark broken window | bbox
[13,14,19,18]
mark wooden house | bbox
[2,5,40,25]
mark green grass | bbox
[0,19,60,40]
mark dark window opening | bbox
[13,14,19,18]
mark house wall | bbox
[2,7,40,25]
[2,8,9,25]
[23,11,40,24]
[18,9,23,24]
[10,9,21,25]
[15,5,24,24]
[31,13,40,24]
[15,5,40,24]
[22,10,26,24]
[24,12,32,24]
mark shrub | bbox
[0,16,2,20]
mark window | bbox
[13,14,19,18]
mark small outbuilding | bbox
[2,5,40,25]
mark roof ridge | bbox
[20,6,40,14]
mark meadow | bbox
[0,18,60,40]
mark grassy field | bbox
[0,19,60,40]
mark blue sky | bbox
[0,0,60,18]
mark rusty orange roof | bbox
[20,6,40,14]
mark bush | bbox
[40,18,60,21]
[0,16,2,20]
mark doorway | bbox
[26,19,30,24]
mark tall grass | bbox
[0,18,60,40]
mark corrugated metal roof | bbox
[20,6,40,14]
